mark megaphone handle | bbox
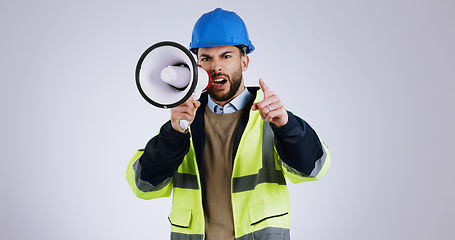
[179,119,190,130]
[177,88,205,131]
[178,91,196,130]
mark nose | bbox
[210,59,222,72]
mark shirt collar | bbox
[207,88,252,114]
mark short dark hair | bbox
[235,45,247,56]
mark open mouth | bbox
[213,78,227,86]
[211,73,229,89]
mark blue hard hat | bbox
[189,8,255,54]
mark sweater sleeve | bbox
[271,111,326,177]
[140,120,191,186]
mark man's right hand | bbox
[170,96,201,133]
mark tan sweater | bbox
[203,105,246,240]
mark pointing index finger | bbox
[259,79,273,98]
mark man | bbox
[126,8,330,240]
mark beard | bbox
[209,67,243,102]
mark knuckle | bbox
[257,102,265,109]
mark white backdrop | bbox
[1,0,454,239]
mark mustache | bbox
[211,72,230,80]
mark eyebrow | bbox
[199,54,211,59]
[200,51,234,58]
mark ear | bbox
[241,55,249,72]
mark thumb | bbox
[251,103,258,111]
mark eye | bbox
[223,54,232,59]
[200,57,210,62]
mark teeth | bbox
[214,79,225,84]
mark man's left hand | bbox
[251,79,289,128]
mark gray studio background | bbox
[1,0,454,239]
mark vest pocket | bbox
[168,209,192,228]
[249,202,289,226]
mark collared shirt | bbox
[207,88,252,114]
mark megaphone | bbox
[135,41,212,129]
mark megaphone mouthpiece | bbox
[160,65,191,90]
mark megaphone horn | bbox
[135,41,212,129]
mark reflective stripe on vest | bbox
[232,120,286,193]
[237,227,290,240]
[133,157,172,192]
[170,232,204,240]
[170,227,290,240]
[173,172,199,190]
[132,156,199,192]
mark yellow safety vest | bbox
[126,92,330,240]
